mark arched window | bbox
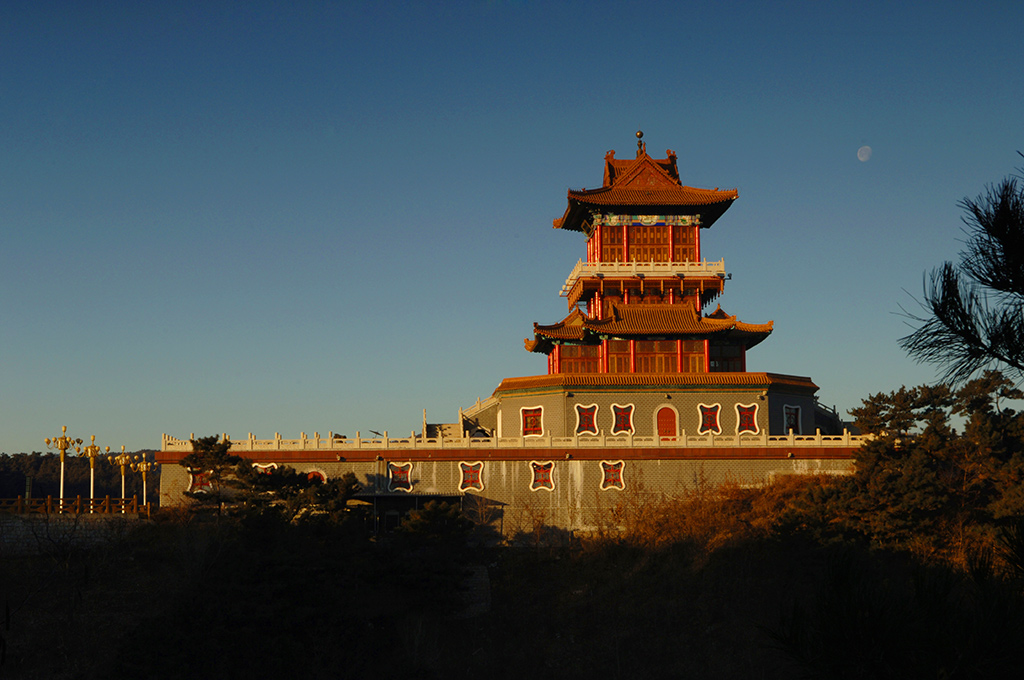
[657,407,677,437]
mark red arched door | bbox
[657,407,677,438]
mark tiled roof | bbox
[494,372,818,394]
[555,146,738,232]
[604,150,680,186]
[566,185,738,207]
[530,303,772,350]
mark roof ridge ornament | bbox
[636,130,646,157]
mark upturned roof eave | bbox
[555,192,737,232]
[529,323,773,352]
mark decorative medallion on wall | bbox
[388,462,413,492]
[521,406,544,437]
[459,461,484,492]
[307,470,326,483]
[187,470,211,493]
[575,404,599,435]
[698,403,722,435]
[530,461,555,491]
[252,462,279,474]
[611,403,635,435]
[600,460,625,491]
[735,403,759,435]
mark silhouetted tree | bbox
[233,464,362,523]
[901,159,1024,384]
[831,374,1024,559]
[180,435,242,508]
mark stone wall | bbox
[0,513,146,557]
[160,455,854,536]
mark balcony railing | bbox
[0,495,149,516]
[162,429,865,453]
[560,259,727,296]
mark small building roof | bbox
[526,303,772,353]
[554,145,738,233]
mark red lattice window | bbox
[600,461,625,491]
[522,407,543,436]
[636,340,678,373]
[388,462,412,492]
[784,406,801,435]
[187,470,211,494]
[736,403,759,434]
[561,344,600,374]
[601,225,624,262]
[607,339,630,374]
[611,404,634,435]
[628,225,669,262]
[698,403,722,435]
[459,462,484,492]
[672,225,697,262]
[530,461,554,491]
[575,404,599,435]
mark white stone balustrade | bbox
[560,259,728,296]
[162,428,865,453]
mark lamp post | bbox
[45,426,83,512]
[131,455,155,507]
[110,446,132,514]
[79,435,108,513]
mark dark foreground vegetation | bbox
[0,450,157,502]
[3,373,1024,679]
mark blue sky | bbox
[2,1,1022,454]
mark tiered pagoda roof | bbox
[554,146,739,233]
[525,303,772,354]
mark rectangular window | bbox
[784,406,801,435]
[522,407,543,436]
[672,226,697,262]
[635,340,679,374]
[709,342,744,372]
[601,226,624,262]
[628,225,670,262]
[560,344,599,374]
[607,340,630,374]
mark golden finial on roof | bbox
[636,129,646,157]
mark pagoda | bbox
[157,133,858,530]
[471,132,842,440]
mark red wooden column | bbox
[668,223,675,261]
[622,224,629,262]
[629,339,636,374]
[601,339,609,373]
[677,339,684,373]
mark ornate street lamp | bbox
[131,455,155,507]
[45,426,83,512]
[79,435,109,512]
[109,446,133,514]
